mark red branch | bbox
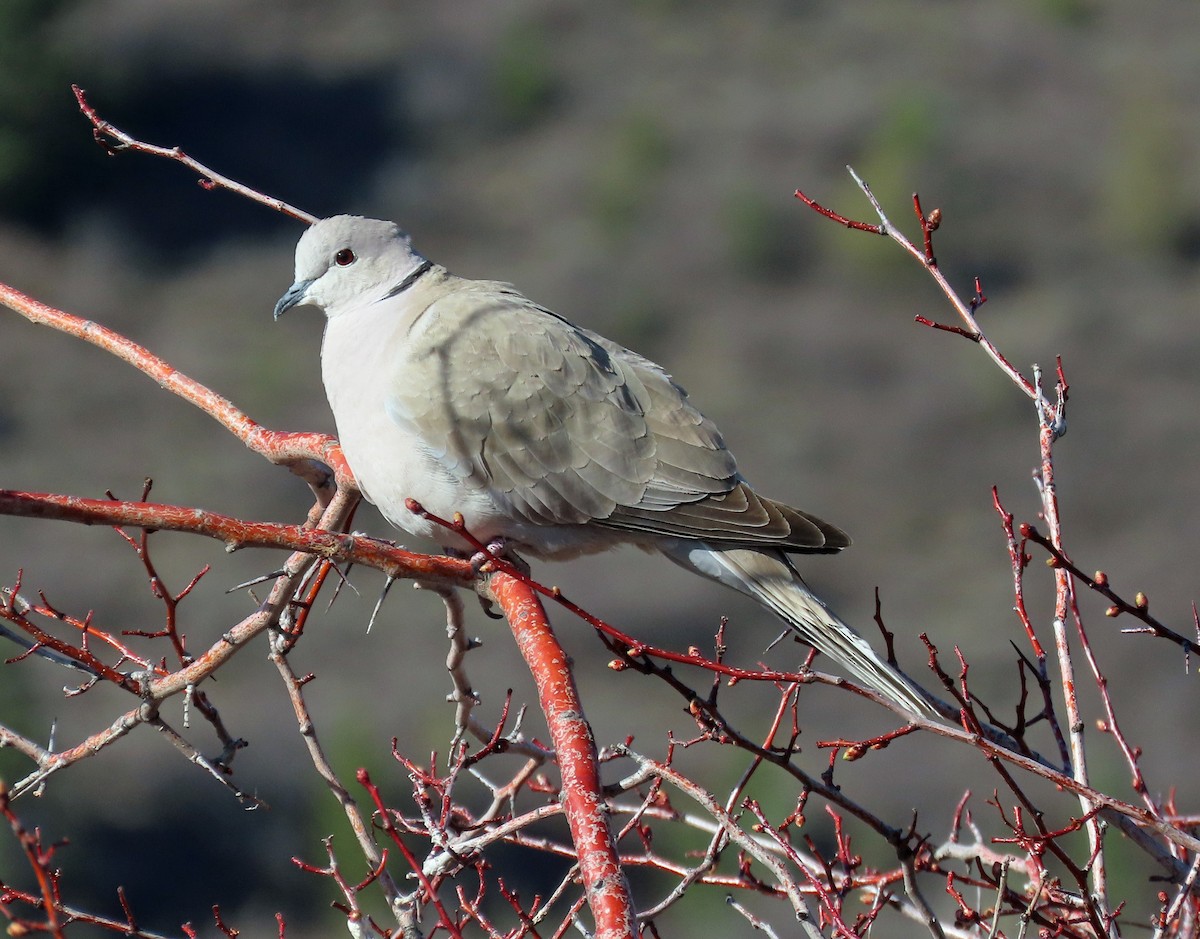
[0,279,348,491]
[0,489,467,587]
[488,572,637,939]
[793,187,882,234]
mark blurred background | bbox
[2,1,1200,935]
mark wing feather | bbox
[386,281,848,553]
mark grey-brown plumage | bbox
[274,215,934,716]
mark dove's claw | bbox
[469,538,510,573]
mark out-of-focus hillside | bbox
[2,2,1200,935]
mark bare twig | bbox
[73,85,317,224]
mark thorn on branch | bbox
[91,127,126,156]
[970,276,988,314]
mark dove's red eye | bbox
[334,248,356,266]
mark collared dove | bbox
[274,215,934,716]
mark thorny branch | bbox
[0,93,1196,938]
[797,169,1198,934]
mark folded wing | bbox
[386,281,848,553]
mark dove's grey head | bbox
[273,215,429,320]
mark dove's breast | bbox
[318,289,485,546]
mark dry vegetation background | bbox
[3,1,1200,936]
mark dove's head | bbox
[273,215,429,320]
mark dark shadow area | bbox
[46,785,324,932]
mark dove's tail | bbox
[660,543,937,717]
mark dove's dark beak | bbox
[273,279,314,320]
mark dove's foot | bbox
[468,537,511,573]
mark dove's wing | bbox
[386,280,848,552]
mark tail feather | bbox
[660,542,936,717]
